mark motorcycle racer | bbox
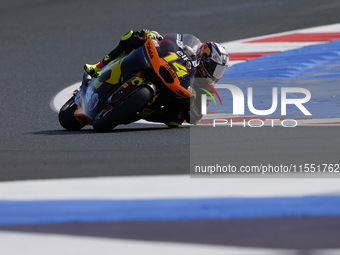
[84,29,229,127]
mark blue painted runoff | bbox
[209,40,340,118]
[223,39,340,78]
[1,195,340,226]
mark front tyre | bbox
[58,96,84,130]
[93,85,154,132]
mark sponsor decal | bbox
[177,50,189,61]
[165,63,177,79]
[89,93,99,111]
[146,42,153,59]
[176,40,184,48]
[176,89,187,97]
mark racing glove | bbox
[135,29,163,41]
[119,29,163,49]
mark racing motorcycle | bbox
[59,33,202,132]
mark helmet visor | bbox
[205,60,227,79]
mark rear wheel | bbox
[93,85,154,132]
[58,96,84,130]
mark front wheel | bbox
[58,96,84,130]
[93,85,154,132]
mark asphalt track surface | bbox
[1,0,340,251]
[2,217,340,249]
[1,0,340,180]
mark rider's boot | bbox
[83,54,111,78]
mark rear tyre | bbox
[58,96,84,130]
[93,85,154,132]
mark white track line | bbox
[221,23,340,44]
[50,82,80,112]
[1,175,340,200]
[224,42,321,53]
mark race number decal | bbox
[163,52,189,78]
[163,52,179,62]
[172,62,188,78]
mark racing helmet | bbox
[196,42,229,82]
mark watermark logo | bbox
[200,84,312,127]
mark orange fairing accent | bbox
[145,39,192,98]
[74,95,92,125]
